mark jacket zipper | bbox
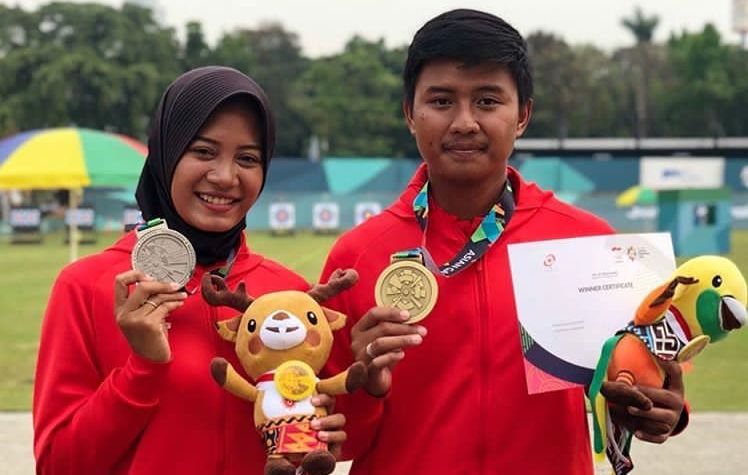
[210,301,227,475]
[476,258,489,473]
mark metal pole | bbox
[68,188,81,262]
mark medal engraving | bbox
[132,227,196,288]
[274,361,316,401]
[375,260,438,324]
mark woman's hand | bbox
[114,270,188,362]
[602,359,686,443]
[311,394,346,458]
[350,307,427,397]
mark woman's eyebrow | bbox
[192,136,261,150]
[192,135,219,145]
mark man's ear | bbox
[215,315,242,342]
[322,307,347,331]
[516,98,533,138]
[403,100,416,136]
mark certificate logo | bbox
[543,253,556,269]
[626,246,638,261]
[612,244,650,263]
[611,246,625,263]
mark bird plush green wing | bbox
[588,334,624,460]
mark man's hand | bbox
[602,359,685,443]
[350,307,427,397]
[311,394,346,458]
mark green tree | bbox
[183,21,211,70]
[211,31,256,75]
[621,7,660,138]
[567,44,632,137]
[723,46,748,135]
[291,36,402,157]
[525,32,576,139]
[0,2,180,138]
[224,23,309,156]
[660,25,733,136]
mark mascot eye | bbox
[712,275,723,288]
[307,311,318,325]
[247,319,257,332]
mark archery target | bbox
[123,207,142,229]
[65,207,96,227]
[354,202,382,226]
[9,208,41,228]
[269,203,296,231]
[313,202,340,230]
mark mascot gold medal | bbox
[132,218,196,288]
[274,360,316,401]
[375,257,438,324]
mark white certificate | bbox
[508,233,675,394]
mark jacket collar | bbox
[389,162,551,222]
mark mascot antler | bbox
[307,269,359,302]
[201,273,253,312]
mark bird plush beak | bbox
[721,296,748,331]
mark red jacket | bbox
[33,232,308,475]
[321,164,615,475]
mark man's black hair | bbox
[403,9,533,109]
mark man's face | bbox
[404,59,531,185]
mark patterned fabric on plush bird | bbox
[588,255,748,474]
[202,269,367,475]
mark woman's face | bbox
[170,101,264,233]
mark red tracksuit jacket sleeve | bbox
[33,271,171,474]
[319,243,385,462]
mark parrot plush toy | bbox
[588,255,748,474]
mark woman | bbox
[33,67,347,475]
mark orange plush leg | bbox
[607,334,665,388]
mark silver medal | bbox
[131,221,196,288]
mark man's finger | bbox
[634,430,668,444]
[313,413,345,432]
[609,406,672,437]
[601,381,653,410]
[354,307,410,332]
[361,322,425,344]
[364,334,422,360]
[368,351,405,370]
[659,359,685,395]
[636,385,683,410]
[312,393,336,413]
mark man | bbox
[320,9,685,474]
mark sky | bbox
[9,0,748,57]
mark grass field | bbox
[1,230,747,411]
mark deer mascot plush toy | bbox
[588,255,747,474]
[201,269,367,475]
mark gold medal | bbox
[375,259,438,324]
[677,335,710,363]
[274,360,316,401]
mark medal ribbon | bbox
[136,217,165,232]
[393,179,515,277]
